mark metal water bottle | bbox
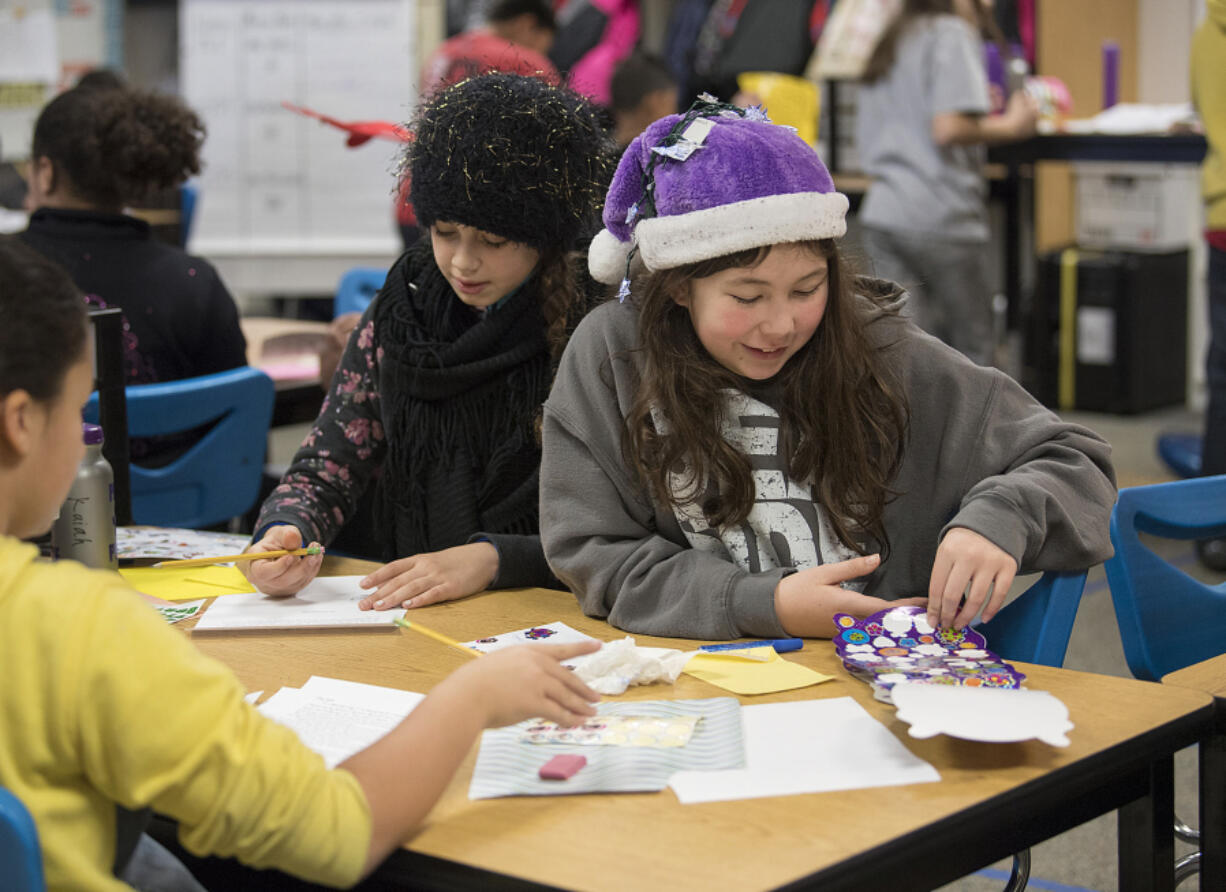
[51,423,118,570]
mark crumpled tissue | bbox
[569,637,692,695]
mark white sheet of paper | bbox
[193,576,402,631]
[461,621,601,666]
[258,677,424,768]
[668,697,939,804]
[244,690,263,704]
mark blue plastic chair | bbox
[0,788,45,892]
[179,182,198,249]
[1103,475,1226,683]
[976,570,1089,667]
[85,367,275,529]
[333,267,386,318]
[1101,475,1226,886]
[1157,432,1202,479]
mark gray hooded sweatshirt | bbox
[541,282,1116,640]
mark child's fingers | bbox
[935,563,972,630]
[537,640,602,662]
[543,660,601,703]
[806,554,881,587]
[360,557,415,589]
[544,687,599,725]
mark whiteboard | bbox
[180,0,414,259]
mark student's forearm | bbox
[339,678,485,878]
[931,111,1027,147]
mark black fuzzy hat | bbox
[407,73,615,255]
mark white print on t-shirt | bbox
[655,391,862,584]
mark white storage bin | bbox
[1074,162,1199,251]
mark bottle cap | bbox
[82,423,104,446]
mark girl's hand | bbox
[1003,89,1040,139]
[239,525,324,596]
[438,641,602,728]
[774,555,928,638]
[357,542,499,610]
[928,527,1017,630]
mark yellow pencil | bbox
[151,545,324,569]
[394,617,481,658]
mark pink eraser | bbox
[539,754,587,780]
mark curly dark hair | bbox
[31,87,205,208]
[622,240,909,554]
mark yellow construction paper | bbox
[119,566,255,602]
[684,649,834,695]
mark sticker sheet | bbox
[520,714,700,748]
[461,621,601,666]
[117,526,253,561]
[155,599,205,624]
[832,605,1025,703]
[470,698,743,798]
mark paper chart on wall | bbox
[193,576,402,631]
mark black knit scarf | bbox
[372,242,551,559]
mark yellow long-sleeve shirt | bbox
[1193,0,1226,229]
[0,537,372,890]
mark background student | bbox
[19,84,247,464]
[854,0,1037,367]
[1193,0,1226,570]
[244,73,616,612]
[542,100,1116,640]
[0,234,601,891]
[609,50,679,150]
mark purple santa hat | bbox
[589,96,849,291]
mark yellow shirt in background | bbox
[0,537,371,890]
[1193,0,1226,229]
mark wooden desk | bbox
[1163,653,1226,891]
[239,316,328,426]
[188,564,1212,892]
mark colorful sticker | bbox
[831,605,1025,696]
[520,714,701,748]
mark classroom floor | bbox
[268,404,1213,892]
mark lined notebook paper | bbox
[193,575,403,631]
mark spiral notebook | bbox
[192,575,404,631]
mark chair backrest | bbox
[333,267,387,318]
[85,367,274,529]
[1102,475,1226,682]
[0,788,45,892]
[975,570,1089,667]
[179,182,198,249]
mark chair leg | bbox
[1002,849,1031,892]
[1174,814,1200,846]
[1175,851,1202,887]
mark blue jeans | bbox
[1205,244,1226,477]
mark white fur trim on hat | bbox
[636,191,849,272]
[589,228,631,284]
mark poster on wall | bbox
[180,0,413,257]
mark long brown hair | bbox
[861,0,1006,83]
[622,240,909,553]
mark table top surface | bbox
[1163,652,1226,698]
[186,558,1213,892]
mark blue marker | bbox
[698,638,803,654]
